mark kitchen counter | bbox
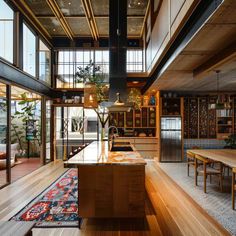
[64,141,146,224]
[64,141,146,167]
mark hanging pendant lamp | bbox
[209,70,231,110]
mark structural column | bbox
[109,0,127,102]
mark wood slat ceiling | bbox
[21,0,148,38]
[148,0,236,92]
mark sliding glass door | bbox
[0,83,8,188]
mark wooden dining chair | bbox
[186,150,195,176]
[195,154,223,193]
[232,168,236,210]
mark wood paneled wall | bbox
[146,0,199,72]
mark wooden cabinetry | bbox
[183,98,189,138]
[208,97,217,138]
[79,165,145,218]
[216,109,233,139]
[116,137,159,159]
[162,98,181,115]
[184,96,235,139]
[109,106,156,137]
[234,97,236,134]
[199,97,208,138]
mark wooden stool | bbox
[232,168,236,210]
[186,151,195,176]
[195,154,223,193]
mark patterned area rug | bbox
[11,169,79,227]
[159,163,236,236]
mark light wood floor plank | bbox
[0,159,231,235]
[146,161,231,236]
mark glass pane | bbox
[0,83,7,187]
[55,107,85,160]
[84,109,98,141]
[23,23,36,77]
[11,86,42,182]
[39,40,51,85]
[0,1,13,63]
[127,49,143,72]
[46,100,51,162]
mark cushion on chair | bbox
[0,152,6,159]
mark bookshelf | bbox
[183,95,235,139]
[109,106,156,137]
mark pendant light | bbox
[209,70,231,110]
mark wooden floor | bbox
[0,160,231,236]
[146,160,231,236]
[0,158,41,186]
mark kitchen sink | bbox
[110,146,133,152]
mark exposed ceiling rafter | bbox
[140,0,150,38]
[46,0,74,40]
[35,15,145,19]
[81,0,99,40]
[12,0,52,45]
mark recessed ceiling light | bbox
[68,2,71,5]
[137,2,141,5]
[53,28,56,32]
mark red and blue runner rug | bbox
[11,169,79,227]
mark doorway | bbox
[55,106,99,160]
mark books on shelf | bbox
[216,109,233,117]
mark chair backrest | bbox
[233,168,236,174]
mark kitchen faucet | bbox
[108,126,119,150]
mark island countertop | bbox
[64,141,146,167]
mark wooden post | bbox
[204,162,207,193]
[194,158,198,186]
[232,169,235,210]
[40,97,46,165]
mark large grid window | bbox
[56,49,143,88]
[95,50,109,83]
[56,50,109,88]
[23,23,36,77]
[127,49,143,72]
[0,1,14,63]
[39,40,51,85]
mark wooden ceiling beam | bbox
[46,0,74,40]
[140,0,150,38]
[12,0,52,45]
[36,15,145,19]
[81,0,98,40]
[88,0,99,39]
[193,41,236,79]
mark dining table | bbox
[188,149,236,168]
[188,149,236,209]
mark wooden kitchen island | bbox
[64,141,146,227]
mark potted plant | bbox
[224,134,236,149]
[11,92,40,157]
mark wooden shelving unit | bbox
[216,109,233,139]
[199,97,208,138]
[162,97,181,116]
[109,106,157,137]
[183,96,235,139]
